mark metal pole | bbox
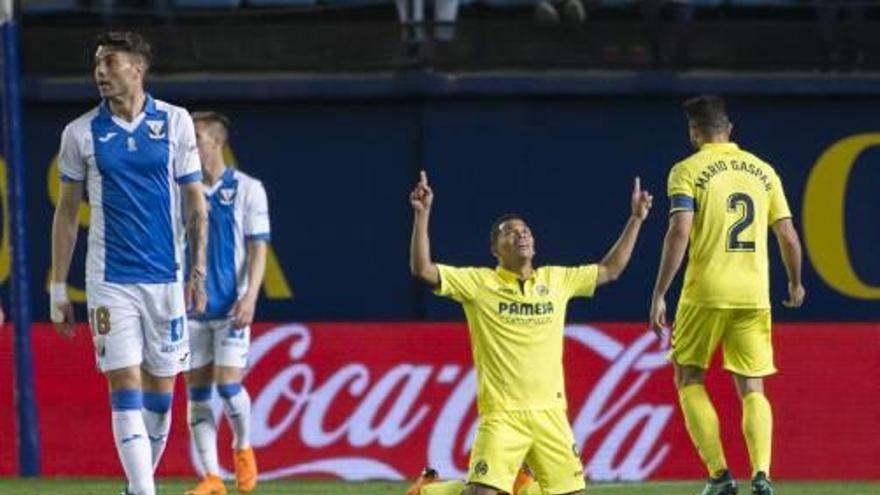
[1,0,40,477]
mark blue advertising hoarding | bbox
[5,96,878,321]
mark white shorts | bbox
[188,319,250,370]
[86,280,189,377]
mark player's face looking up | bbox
[491,219,535,265]
[93,46,146,100]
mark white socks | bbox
[188,382,252,479]
[188,386,221,475]
[111,390,155,495]
[218,383,252,450]
[142,392,173,472]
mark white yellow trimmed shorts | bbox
[86,280,189,376]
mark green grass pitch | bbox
[0,479,876,495]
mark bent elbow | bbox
[410,265,429,281]
[602,265,622,283]
[783,235,802,254]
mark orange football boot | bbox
[234,447,258,493]
[185,474,227,495]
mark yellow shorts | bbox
[467,409,585,495]
[669,303,776,377]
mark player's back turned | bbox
[669,139,790,309]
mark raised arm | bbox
[771,218,805,308]
[182,181,208,315]
[409,170,440,287]
[649,210,693,337]
[51,180,84,336]
[596,177,653,286]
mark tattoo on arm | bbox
[180,184,208,314]
[187,204,208,274]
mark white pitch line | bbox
[588,481,695,489]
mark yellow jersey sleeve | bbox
[434,264,482,303]
[560,264,599,298]
[667,164,696,214]
[768,171,792,225]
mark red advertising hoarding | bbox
[1,322,878,479]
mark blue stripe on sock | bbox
[217,383,242,399]
[142,391,173,413]
[189,386,213,402]
[111,389,143,411]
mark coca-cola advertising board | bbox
[0,322,877,479]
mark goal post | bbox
[1,0,40,477]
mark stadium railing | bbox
[21,0,870,13]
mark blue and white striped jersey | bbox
[58,95,203,284]
[198,167,271,320]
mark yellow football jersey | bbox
[668,142,791,308]
[434,264,598,414]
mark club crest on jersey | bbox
[219,187,236,205]
[473,460,489,477]
[127,136,137,152]
[536,284,549,296]
[146,120,166,139]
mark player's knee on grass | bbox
[421,480,466,495]
[462,482,502,495]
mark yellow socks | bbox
[742,392,773,477]
[420,480,465,495]
[678,384,728,477]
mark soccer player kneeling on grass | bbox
[406,170,652,495]
[184,111,271,495]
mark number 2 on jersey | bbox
[726,193,756,252]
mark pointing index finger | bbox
[420,170,428,186]
[634,176,641,193]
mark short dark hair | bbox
[192,111,231,140]
[490,213,526,249]
[683,94,730,134]
[95,31,152,68]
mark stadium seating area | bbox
[20,0,869,13]
[20,0,875,74]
